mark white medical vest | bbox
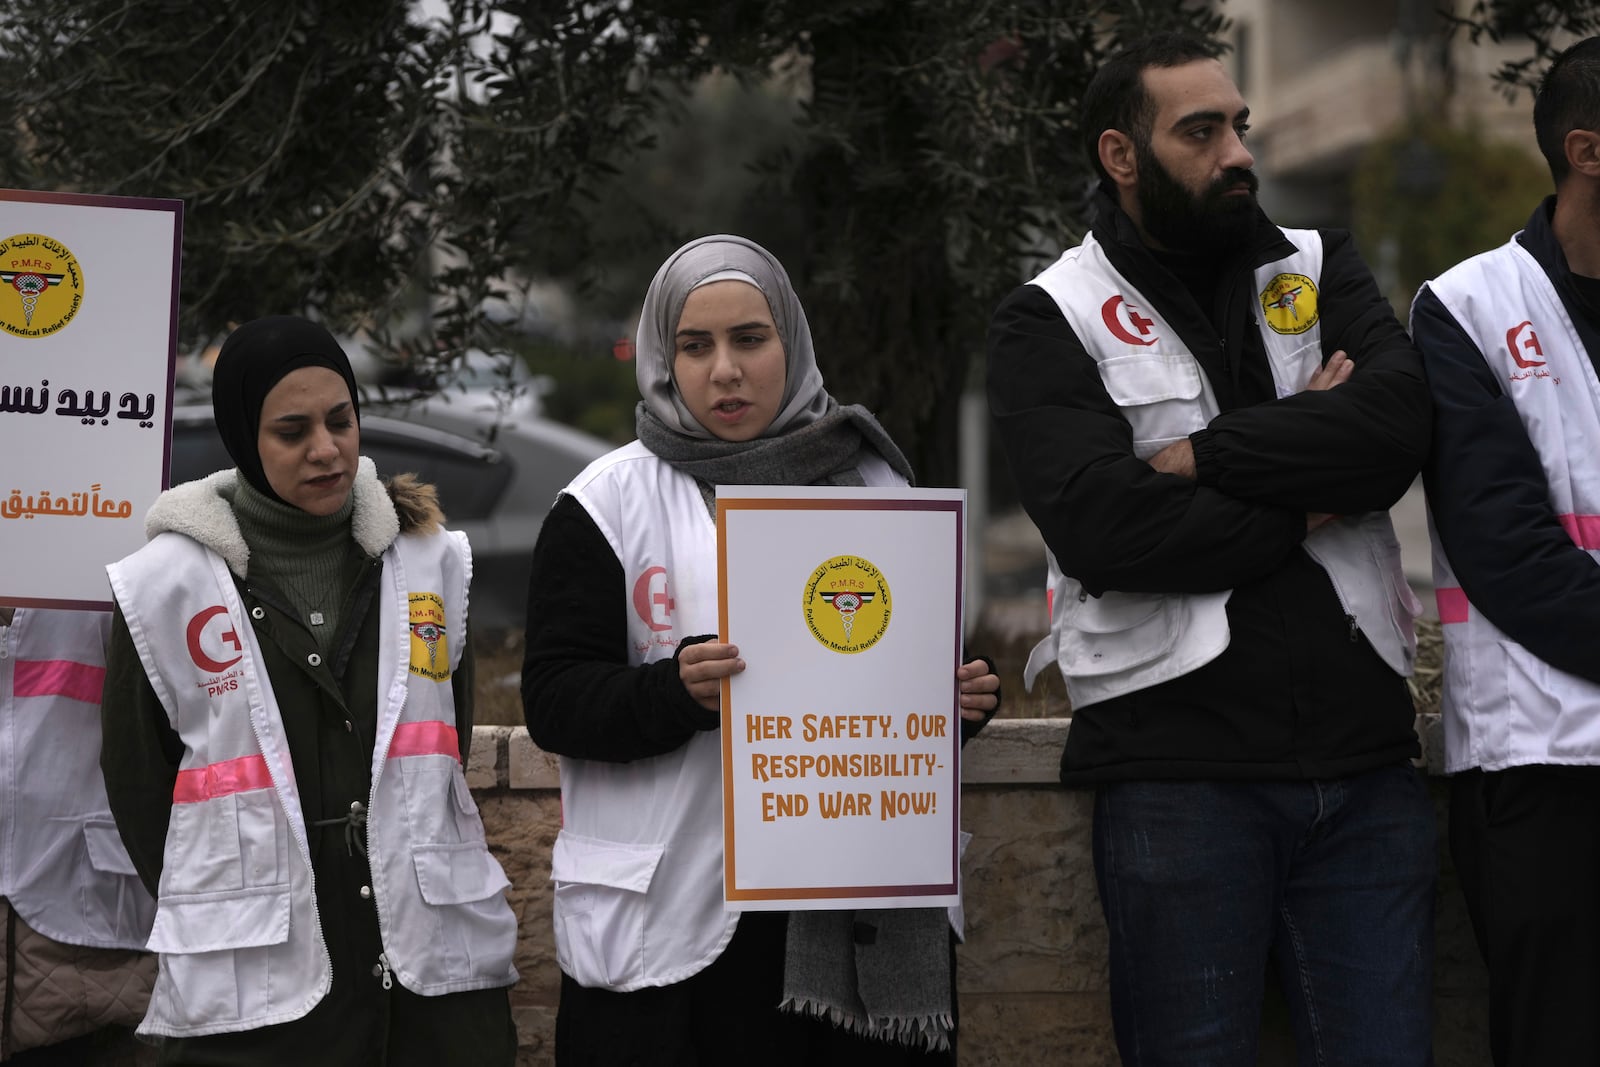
[0,609,154,949]
[549,442,904,991]
[1421,237,1600,772]
[106,528,516,1037]
[1023,230,1418,709]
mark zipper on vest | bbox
[1299,539,1365,647]
[377,951,394,990]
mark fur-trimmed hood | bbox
[143,456,444,577]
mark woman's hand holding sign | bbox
[679,641,746,712]
[958,659,1000,723]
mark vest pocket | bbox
[83,819,138,876]
[410,842,518,981]
[413,842,511,904]
[146,784,295,1031]
[145,883,292,1027]
[80,818,153,945]
[1096,354,1207,458]
[391,764,518,985]
[550,831,665,989]
[1060,592,1178,676]
[399,757,487,846]
[160,789,290,896]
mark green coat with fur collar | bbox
[100,462,513,1066]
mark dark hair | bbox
[1535,36,1600,186]
[1081,32,1226,185]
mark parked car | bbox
[365,347,553,420]
[169,402,611,630]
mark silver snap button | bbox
[359,885,372,900]
[307,652,322,667]
[344,720,353,732]
[350,801,365,815]
[251,606,265,620]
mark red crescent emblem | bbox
[1101,295,1158,347]
[1505,320,1545,368]
[186,605,243,673]
[631,566,675,633]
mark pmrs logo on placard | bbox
[408,592,450,680]
[0,233,84,339]
[803,555,892,655]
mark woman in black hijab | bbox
[208,315,364,507]
[102,316,519,1065]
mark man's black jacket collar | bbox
[1087,184,1294,274]
[1517,193,1600,350]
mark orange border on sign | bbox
[715,494,965,904]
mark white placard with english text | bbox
[717,484,965,910]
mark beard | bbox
[1134,141,1260,254]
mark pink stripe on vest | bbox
[13,659,105,703]
[1436,587,1470,624]
[388,721,460,761]
[1557,513,1600,551]
[173,754,274,803]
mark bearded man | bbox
[986,32,1436,1066]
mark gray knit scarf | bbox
[781,908,954,1051]
[634,399,914,512]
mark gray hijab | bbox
[636,234,830,439]
[632,236,913,500]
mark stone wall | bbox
[474,717,1492,1067]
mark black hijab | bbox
[211,316,361,503]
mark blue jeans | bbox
[1092,764,1436,1066]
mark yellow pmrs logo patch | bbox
[408,592,450,681]
[0,233,85,339]
[803,555,892,654]
[1260,273,1318,336]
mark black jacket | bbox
[987,190,1430,784]
[1414,196,1600,686]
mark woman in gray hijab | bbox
[521,235,998,1064]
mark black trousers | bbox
[1450,765,1600,1066]
[555,911,958,1066]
